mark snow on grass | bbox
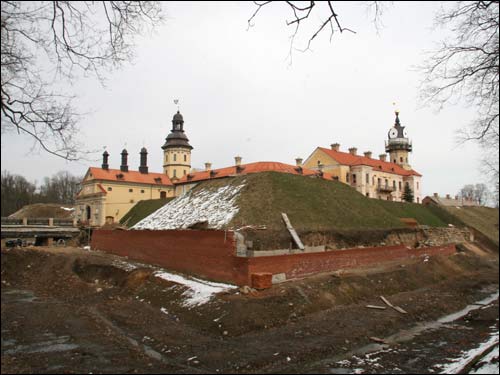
[132,182,245,230]
[60,207,74,211]
[154,271,236,307]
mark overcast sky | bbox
[1,1,486,198]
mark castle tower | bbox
[162,110,193,179]
[385,110,412,170]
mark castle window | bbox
[107,187,112,191]
[352,174,357,184]
[166,155,168,162]
[393,180,396,189]
[183,170,187,175]
[399,181,402,191]
[400,157,403,163]
[366,173,369,184]
[346,173,349,183]
[173,169,177,177]
[184,155,187,162]
[174,154,177,162]
[141,189,145,193]
[394,159,396,163]
[129,188,133,193]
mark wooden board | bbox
[281,213,305,250]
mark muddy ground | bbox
[1,244,498,374]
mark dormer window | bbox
[116,173,124,180]
[154,177,162,184]
[210,170,218,178]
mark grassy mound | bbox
[444,206,499,247]
[219,172,455,231]
[8,203,74,219]
[120,198,173,227]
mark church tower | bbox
[162,110,193,179]
[385,110,413,170]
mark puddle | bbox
[2,289,37,303]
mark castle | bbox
[76,109,422,226]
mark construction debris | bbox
[366,305,387,310]
[281,213,305,250]
[380,296,408,314]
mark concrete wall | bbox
[92,229,456,287]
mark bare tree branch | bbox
[1,1,163,160]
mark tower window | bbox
[166,155,168,162]
[184,155,187,162]
[107,187,112,191]
[129,188,133,193]
[366,173,369,184]
[400,157,403,163]
[173,169,177,177]
[183,170,187,175]
[174,154,177,162]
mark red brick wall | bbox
[246,244,456,284]
[92,230,455,286]
[91,230,248,285]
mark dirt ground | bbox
[1,243,498,374]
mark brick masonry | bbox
[92,230,456,287]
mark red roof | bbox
[86,167,173,186]
[176,161,335,184]
[318,148,422,177]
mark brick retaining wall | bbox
[91,230,456,287]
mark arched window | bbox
[174,154,177,162]
[160,191,167,199]
[400,157,403,163]
[184,155,187,162]
[173,169,177,177]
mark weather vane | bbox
[174,99,180,111]
[392,101,399,114]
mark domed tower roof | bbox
[162,110,193,150]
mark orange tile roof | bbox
[87,167,173,186]
[176,161,335,184]
[318,148,422,177]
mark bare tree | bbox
[419,1,499,185]
[1,1,163,160]
[459,183,490,205]
[248,1,386,62]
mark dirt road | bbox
[1,245,498,373]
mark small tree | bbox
[402,183,414,203]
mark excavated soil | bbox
[1,244,498,374]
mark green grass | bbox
[444,206,499,246]
[120,198,173,227]
[374,200,464,228]
[222,172,454,231]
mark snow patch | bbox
[435,331,499,374]
[60,207,74,211]
[132,182,245,230]
[154,271,236,307]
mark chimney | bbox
[446,194,451,199]
[331,143,340,151]
[379,154,387,162]
[295,158,303,167]
[102,151,109,170]
[433,193,439,198]
[139,147,148,174]
[205,162,212,171]
[364,151,372,159]
[348,147,358,156]
[235,156,242,166]
[120,149,128,172]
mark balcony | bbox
[385,139,412,152]
[377,184,395,193]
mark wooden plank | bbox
[380,296,394,307]
[369,337,388,344]
[380,296,408,314]
[281,213,305,250]
[366,305,387,310]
